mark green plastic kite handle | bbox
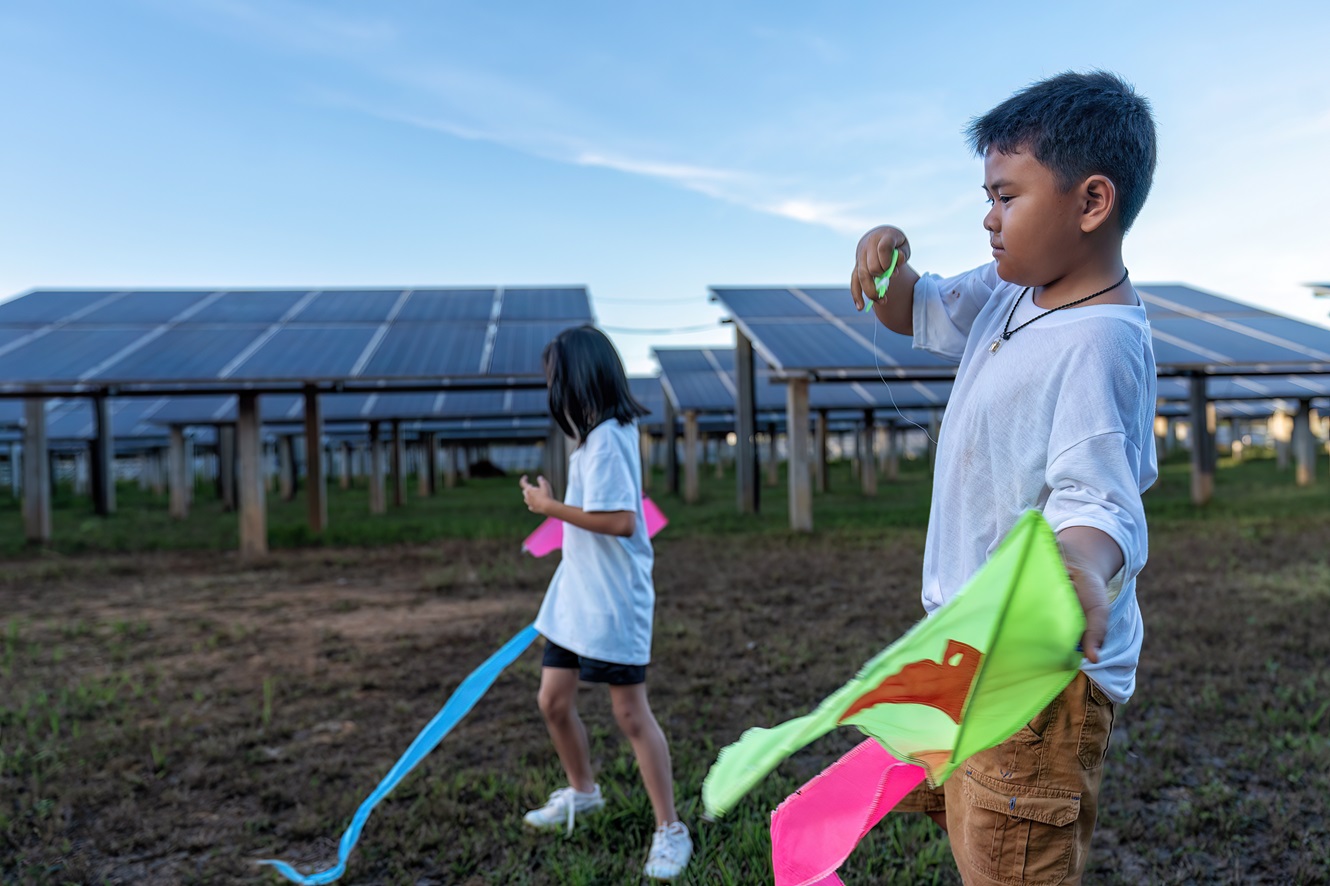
[863,248,901,312]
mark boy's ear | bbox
[1079,174,1117,233]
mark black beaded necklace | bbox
[990,267,1130,354]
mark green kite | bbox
[702,509,1085,820]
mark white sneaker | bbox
[643,821,692,881]
[522,785,605,835]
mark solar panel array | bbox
[0,397,217,448]
[710,283,1330,379]
[628,376,665,430]
[147,388,553,425]
[1155,375,1330,403]
[0,287,593,391]
[652,346,949,422]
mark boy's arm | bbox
[520,474,636,537]
[850,225,921,335]
[1056,526,1124,665]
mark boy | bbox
[850,71,1158,884]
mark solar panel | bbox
[1156,375,1330,401]
[36,399,176,442]
[798,287,867,319]
[230,327,378,379]
[710,288,821,318]
[665,372,736,412]
[296,290,405,323]
[357,393,439,420]
[0,329,150,382]
[89,327,265,381]
[435,390,508,417]
[740,320,956,373]
[150,395,238,424]
[1147,337,1222,366]
[189,291,309,323]
[629,377,663,425]
[361,324,488,377]
[715,282,1330,381]
[78,291,214,323]
[396,289,495,322]
[1,285,595,390]
[1220,317,1330,361]
[1140,285,1260,317]
[488,322,580,373]
[0,328,30,350]
[654,349,723,374]
[0,291,122,324]
[1150,318,1313,365]
[500,287,593,321]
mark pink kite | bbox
[770,740,926,886]
[521,496,669,557]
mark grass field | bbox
[2,452,1329,884]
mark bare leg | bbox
[537,667,594,793]
[609,682,677,826]
[927,810,948,833]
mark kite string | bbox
[870,302,938,447]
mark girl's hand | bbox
[520,474,555,515]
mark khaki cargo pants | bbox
[895,672,1117,885]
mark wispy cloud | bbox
[163,0,936,237]
[159,0,396,55]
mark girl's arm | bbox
[520,474,636,538]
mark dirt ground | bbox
[3,518,1329,884]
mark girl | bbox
[518,325,692,881]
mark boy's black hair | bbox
[543,325,648,441]
[966,70,1157,233]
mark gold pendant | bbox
[990,339,1002,354]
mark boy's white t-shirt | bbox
[912,262,1157,704]
[534,418,655,666]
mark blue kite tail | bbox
[258,623,541,884]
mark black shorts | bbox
[542,640,647,685]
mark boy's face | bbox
[981,148,1086,287]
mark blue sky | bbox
[2,0,1328,373]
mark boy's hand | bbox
[1057,526,1123,665]
[1062,560,1109,665]
[850,225,911,312]
[520,474,555,515]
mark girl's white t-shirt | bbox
[912,262,1157,704]
[534,418,655,666]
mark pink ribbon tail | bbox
[520,517,564,558]
[522,496,668,558]
[770,739,927,886]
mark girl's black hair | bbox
[543,325,647,441]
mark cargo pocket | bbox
[960,767,1080,885]
[1077,679,1117,769]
